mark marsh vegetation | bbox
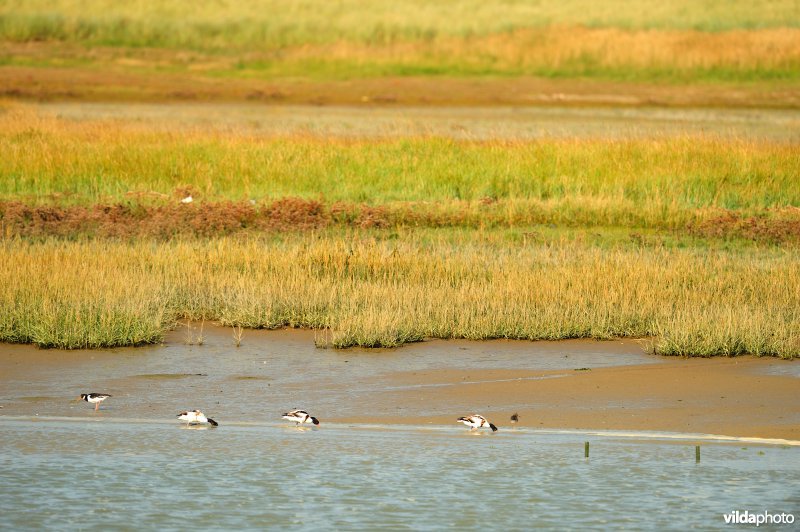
[0,2,797,356]
[1,230,798,356]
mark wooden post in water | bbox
[585,441,590,458]
[695,445,700,463]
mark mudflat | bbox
[4,66,799,109]
[0,326,796,440]
[338,357,800,441]
[31,101,800,141]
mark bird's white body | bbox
[80,393,111,411]
[457,414,498,432]
[177,409,218,426]
[282,409,320,426]
[180,195,193,204]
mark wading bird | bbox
[457,414,498,432]
[177,410,218,427]
[79,393,112,411]
[282,409,320,426]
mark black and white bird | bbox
[177,410,218,426]
[510,413,519,425]
[457,414,498,432]
[281,409,320,426]
[79,393,111,411]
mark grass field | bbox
[0,2,798,355]
[1,0,799,102]
[0,106,798,355]
[5,0,799,47]
[1,105,798,243]
[1,235,798,357]
[2,106,798,212]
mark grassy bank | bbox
[1,235,798,357]
[1,103,797,356]
[2,107,798,219]
[1,1,799,88]
[5,0,798,47]
[3,28,799,84]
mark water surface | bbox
[0,328,653,421]
[1,418,797,530]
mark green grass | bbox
[2,0,798,50]
[2,1,799,83]
[1,109,797,230]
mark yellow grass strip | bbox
[1,236,797,357]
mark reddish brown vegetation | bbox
[0,198,328,238]
[687,208,800,244]
[1,199,799,243]
[3,64,799,109]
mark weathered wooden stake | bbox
[695,445,700,463]
[585,441,590,458]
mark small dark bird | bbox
[79,393,111,411]
[510,413,519,424]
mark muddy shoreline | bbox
[0,326,797,440]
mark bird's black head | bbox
[311,417,320,425]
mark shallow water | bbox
[0,327,654,421]
[1,418,797,530]
[37,102,800,141]
[1,330,798,528]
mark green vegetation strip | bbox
[2,2,799,82]
[2,0,798,48]
[2,108,798,221]
[1,235,797,356]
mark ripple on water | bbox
[0,419,797,530]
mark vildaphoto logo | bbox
[723,510,795,526]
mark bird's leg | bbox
[95,402,99,412]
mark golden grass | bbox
[3,26,799,83]
[1,235,797,357]
[273,27,800,80]
[0,102,797,357]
